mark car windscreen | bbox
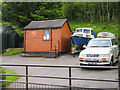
[76,29,82,32]
[83,29,90,34]
[88,40,111,47]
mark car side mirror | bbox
[111,45,116,48]
[83,45,87,48]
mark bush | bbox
[1,48,24,56]
[15,29,24,39]
[0,67,6,80]
[2,68,19,87]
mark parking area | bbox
[2,54,120,88]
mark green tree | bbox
[2,2,119,27]
[2,2,63,27]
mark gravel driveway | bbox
[1,54,120,89]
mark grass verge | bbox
[1,48,24,56]
[2,68,19,87]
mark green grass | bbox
[69,21,118,38]
[1,48,24,56]
[68,21,118,47]
[2,68,19,87]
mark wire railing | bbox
[1,64,120,90]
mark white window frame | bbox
[43,30,49,40]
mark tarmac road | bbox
[1,54,120,89]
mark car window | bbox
[83,29,90,34]
[88,40,111,47]
[91,30,93,35]
[76,29,82,32]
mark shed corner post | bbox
[24,30,26,52]
[49,29,52,51]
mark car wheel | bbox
[73,54,75,57]
[80,63,84,66]
[110,57,114,66]
[80,63,82,66]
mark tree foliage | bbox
[62,2,119,23]
[2,2,119,28]
[2,2,63,27]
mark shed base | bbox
[22,52,60,58]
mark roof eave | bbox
[23,26,62,30]
[66,21,72,33]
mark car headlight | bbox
[99,54,109,57]
[80,54,86,57]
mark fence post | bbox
[26,66,28,90]
[118,66,120,90]
[69,67,71,90]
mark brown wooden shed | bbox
[23,19,71,57]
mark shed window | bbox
[43,30,49,40]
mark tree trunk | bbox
[107,2,110,23]
[98,3,102,22]
[112,11,115,22]
[101,2,105,22]
[89,6,93,23]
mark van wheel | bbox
[110,57,114,66]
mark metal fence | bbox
[0,64,120,90]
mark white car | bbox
[79,38,119,66]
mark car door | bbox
[114,39,119,58]
[111,39,118,62]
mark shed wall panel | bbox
[61,22,71,52]
[51,28,61,52]
[25,30,50,52]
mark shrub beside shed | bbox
[23,19,71,57]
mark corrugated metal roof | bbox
[24,19,67,30]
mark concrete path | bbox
[1,54,119,88]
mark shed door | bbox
[51,29,59,51]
